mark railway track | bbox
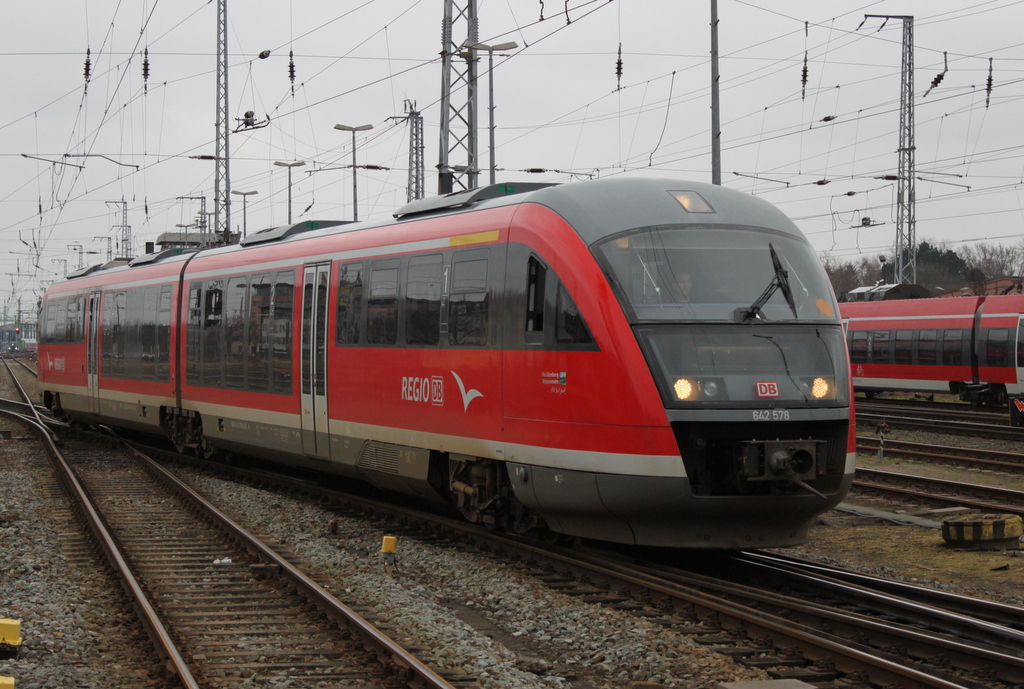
[0,357,459,689]
[856,436,1024,475]
[857,397,1006,425]
[857,410,1024,441]
[155,447,1024,689]
[853,467,1024,517]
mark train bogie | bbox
[38,178,853,548]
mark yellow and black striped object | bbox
[941,514,1023,547]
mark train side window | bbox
[157,285,172,382]
[140,286,159,380]
[247,273,272,392]
[986,328,1009,367]
[894,330,913,364]
[406,254,442,345]
[942,328,963,365]
[526,256,546,335]
[272,270,295,394]
[917,329,937,365]
[43,300,58,344]
[54,298,68,344]
[186,282,202,385]
[848,331,868,363]
[367,259,399,345]
[66,295,84,344]
[103,291,127,378]
[449,253,489,346]
[336,262,363,345]
[555,284,594,344]
[224,275,248,389]
[204,278,224,387]
[125,288,146,380]
[871,330,890,363]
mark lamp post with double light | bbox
[333,124,373,221]
[231,190,258,239]
[465,41,517,185]
[273,161,306,224]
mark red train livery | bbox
[841,294,1024,406]
[38,177,854,548]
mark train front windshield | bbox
[595,224,848,408]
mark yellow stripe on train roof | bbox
[449,230,500,246]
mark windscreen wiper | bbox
[736,243,799,322]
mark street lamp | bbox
[274,161,306,224]
[231,190,258,239]
[333,124,373,221]
[466,41,518,185]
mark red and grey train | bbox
[841,294,1024,407]
[37,177,854,548]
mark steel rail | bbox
[857,436,1024,473]
[116,438,457,689]
[854,467,1024,516]
[0,407,200,688]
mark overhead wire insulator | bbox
[539,0,545,21]
[986,57,993,109]
[288,49,296,96]
[615,42,623,91]
[801,52,808,100]
[142,48,150,94]
[801,22,808,100]
[923,51,947,98]
[83,47,92,89]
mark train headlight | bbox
[703,380,719,398]
[673,378,696,400]
[810,377,831,399]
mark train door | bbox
[86,290,101,414]
[300,263,331,457]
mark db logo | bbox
[756,381,780,398]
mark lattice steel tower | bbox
[437,0,479,194]
[406,100,425,201]
[868,14,915,284]
[215,0,231,241]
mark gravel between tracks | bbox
[171,464,770,689]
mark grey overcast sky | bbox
[2,0,1024,317]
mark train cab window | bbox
[66,295,85,344]
[917,329,937,365]
[849,331,868,363]
[449,253,489,346]
[102,290,127,378]
[367,260,399,345]
[43,300,58,344]
[224,276,248,389]
[894,330,913,364]
[525,256,546,336]
[942,328,964,365]
[871,330,890,363]
[555,284,593,344]
[336,262,363,345]
[248,273,272,392]
[406,254,442,345]
[272,270,295,394]
[985,328,1009,367]
[203,279,224,387]
[187,282,202,385]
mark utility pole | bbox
[68,243,84,269]
[866,14,915,284]
[437,0,479,194]
[710,0,722,185]
[214,0,231,242]
[94,236,113,263]
[390,100,425,201]
[106,200,130,259]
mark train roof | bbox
[44,177,805,295]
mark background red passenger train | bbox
[38,177,854,549]
[841,294,1024,407]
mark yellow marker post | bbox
[0,619,20,646]
[381,535,397,566]
[0,675,16,688]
